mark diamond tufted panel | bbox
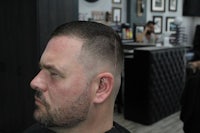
[124,46,186,125]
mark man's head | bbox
[146,21,156,34]
[30,21,123,129]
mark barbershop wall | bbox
[79,0,200,45]
[79,0,127,23]
[146,0,183,34]
[147,0,199,45]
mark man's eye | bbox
[50,72,58,77]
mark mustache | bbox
[34,90,50,109]
[35,91,47,105]
[35,91,43,99]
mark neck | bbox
[50,103,114,133]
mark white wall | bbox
[79,0,127,23]
[79,0,111,21]
[181,14,200,44]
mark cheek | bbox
[47,78,88,106]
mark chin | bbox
[33,107,47,123]
[34,108,42,120]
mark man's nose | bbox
[30,70,47,92]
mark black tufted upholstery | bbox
[124,46,186,125]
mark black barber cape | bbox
[23,121,131,133]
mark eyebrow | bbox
[39,63,65,77]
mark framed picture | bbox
[169,0,177,12]
[112,0,121,4]
[136,25,144,33]
[112,7,121,22]
[151,0,165,12]
[153,16,163,34]
[166,17,176,33]
[133,24,145,41]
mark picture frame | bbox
[112,0,121,4]
[169,0,177,12]
[166,17,176,33]
[132,24,145,42]
[153,16,163,34]
[136,25,144,34]
[112,7,121,22]
[151,0,165,12]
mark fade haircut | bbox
[50,21,124,78]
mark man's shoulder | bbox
[23,123,55,133]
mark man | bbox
[136,21,158,43]
[180,61,200,133]
[24,21,130,133]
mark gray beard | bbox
[34,87,90,129]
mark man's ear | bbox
[93,73,114,104]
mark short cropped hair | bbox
[50,21,124,78]
[146,21,156,26]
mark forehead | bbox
[46,36,83,54]
[148,24,154,27]
[41,36,83,64]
